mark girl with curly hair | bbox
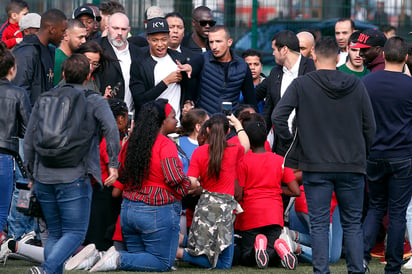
[89,99,195,272]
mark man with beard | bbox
[95,12,140,113]
[12,8,67,106]
[53,19,87,85]
[182,6,215,53]
[351,28,387,72]
[195,25,256,114]
[338,31,369,78]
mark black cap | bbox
[146,17,169,35]
[351,29,386,48]
[73,6,97,21]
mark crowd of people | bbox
[0,0,412,274]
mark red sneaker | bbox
[274,238,298,270]
[254,234,269,269]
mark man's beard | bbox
[110,36,126,48]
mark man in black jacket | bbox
[255,30,315,155]
[95,12,140,113]
[272,37,376,274]
[12,9,67,106]
[129,17,192,119]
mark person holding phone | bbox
[195,25,257,115]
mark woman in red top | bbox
[89,99,194,272]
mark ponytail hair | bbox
[207,113,229,179]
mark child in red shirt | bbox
[235,120,300,269]
[0,0,29,48]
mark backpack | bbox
[33,84,96,168]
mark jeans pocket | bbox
[130,206,157,234]
[390,158,412,179]
[366,160,380,182]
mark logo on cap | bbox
[358,34,370,44]
[153,22,164,28]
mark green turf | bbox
[3,257,412,274]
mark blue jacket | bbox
[197,50,256,114]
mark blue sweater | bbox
[363,70,412,159]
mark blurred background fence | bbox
[0,0,411,46]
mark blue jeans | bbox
[119,199,181,272]
[303,171,365,274]
[182,233,234,269]
[7,138,35,239]
[289,205,342,263]
[363,158,412,274]
[34,176,92,274]
[0,154,14,232]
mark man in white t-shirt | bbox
[130,17,192,119]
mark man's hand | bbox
[163,71,182,86]
[105,167,119,187]
[176,60,192,78]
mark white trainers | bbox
[0,237,15,264]
[279,227,298,253]
[89,246,119,272]
[65,243,100,270]
[403,256,412,269]
[19,231,36,243]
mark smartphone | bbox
[110,82,122,97]
[221,102,232,116]
[127,112,133,130]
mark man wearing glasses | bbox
[182,6,215,53]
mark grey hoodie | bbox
[272,69,376,173]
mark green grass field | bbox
[3,257,412,274]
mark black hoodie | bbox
[272,69,376,174]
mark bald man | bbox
[297,31,315,58]
[95,12,140,112]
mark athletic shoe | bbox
[28,266,46,274]
[280,227,298,253]
[403,256,412,269]
[363,259,370,273]
[89,246,119,272]
[0,238,13,264]
[274,238,297,270]
[20,231,36,243]
[65,243,99,270]
[254,234,269,269]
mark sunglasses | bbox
[195,19,216,27]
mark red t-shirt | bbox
[228,135,271,152]
[235,152,296,231]
[188,144,244,196]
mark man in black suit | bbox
[255,30,315,155]
[95,12,140,113]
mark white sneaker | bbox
[0,238,13,264]
[279,227,297,253]
[20,231,36,243]
[65,243,99,270]
[89,246,119,272]
[403,256,412,269]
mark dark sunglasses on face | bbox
[195,19,216,27]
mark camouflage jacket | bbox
[186,190,238,267]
